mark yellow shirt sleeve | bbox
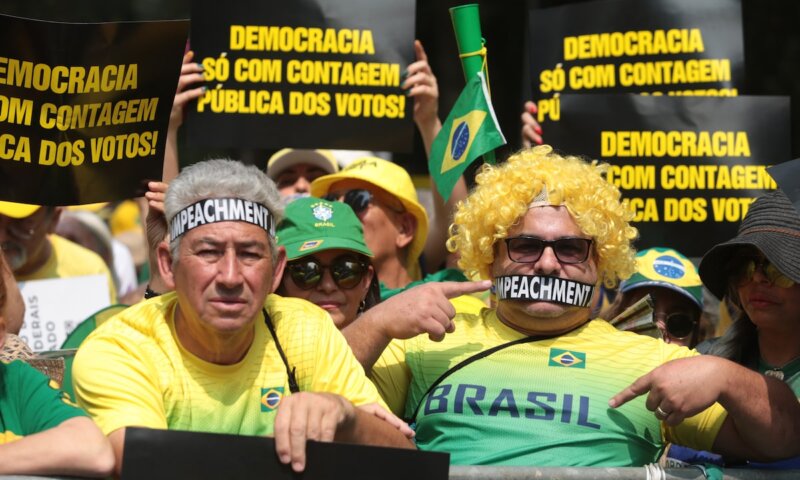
[665,403,728,452]
[370,338,410,416]
[270,295,387,409]
[367,295,481,417]
[659,344,729,451]
[73,333,167,435]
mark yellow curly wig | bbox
[447,145,638,287]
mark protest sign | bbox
[528,0,744,123]
[188,0,415,152]
[0,14,188,205]
[768,158,800,218]
[544,94,789,256]
[17,274,111,352]
[122,427,449,480]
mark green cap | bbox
[277,197,373,260]
[620,247,703,309]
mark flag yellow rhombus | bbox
[441,110,487,174]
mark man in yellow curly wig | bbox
[364,145,800,466]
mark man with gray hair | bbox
[73,159,413,475]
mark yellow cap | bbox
[266,149,339,180]
[0,201,40,219]
[66,202,109,213]
[310,157,429,271]
[109,200,142,236]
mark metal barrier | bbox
[4,467,800,480]
[450,466,800,480]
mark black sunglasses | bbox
[504,236,593,264]
[287,254,368,290]
[323,189,403,215]
[655,312,697,340]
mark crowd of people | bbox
[1,35,800,479]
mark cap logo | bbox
[312,203,333,222]
[345,158,378,171]
[653,255,685,279]
[299,240,323,251]
[170,198,275,242]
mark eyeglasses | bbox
[504,236,593,264]
[323,189,404,216]
[654,312,697,340]
[730,256,795,288]
[287,254,369,290]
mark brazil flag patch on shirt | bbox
[548,348,586,368]
[260,387,284,411]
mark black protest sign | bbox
[122,427,449,480]
[768,158,800,218]
[528,0,744,123]
[0,14,188,205]
[544,94,789,257]
[188,0,415,152]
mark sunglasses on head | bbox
[287,254,368,290]
[654,312,697,340]
[323,189,403,216]
[504,236,593,264]
[729,255,795,289]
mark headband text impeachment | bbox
[170,198,275,241]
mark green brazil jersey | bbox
[1,360,86,444]
[372,311,727,466]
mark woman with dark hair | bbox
[675,190,800,469]
[699,190,800,389]
[276,197,379,329]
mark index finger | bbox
[414,39,428,62]
[608,372,653,408]
[439,280,492,299]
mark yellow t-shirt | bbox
[372,311,727,465]
[17,234,117,303]
[73,293,382,436]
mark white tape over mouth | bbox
[493,275,595,307]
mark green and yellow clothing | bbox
[372,310,727,466]
[74,293,382,436]
[0,360,86,444]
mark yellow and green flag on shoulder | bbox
[430,70,505,202]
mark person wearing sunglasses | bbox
[311,157,430,291]
[603,247,704,348]
[310,42,479,303]
[72,160,413,476]
[676,189,800,469]
[276,197,378,329]
[353,146,800,466]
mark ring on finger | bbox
[654,405,671,420]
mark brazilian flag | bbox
[430,71,505,201]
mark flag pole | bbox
[450,4,496,164]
